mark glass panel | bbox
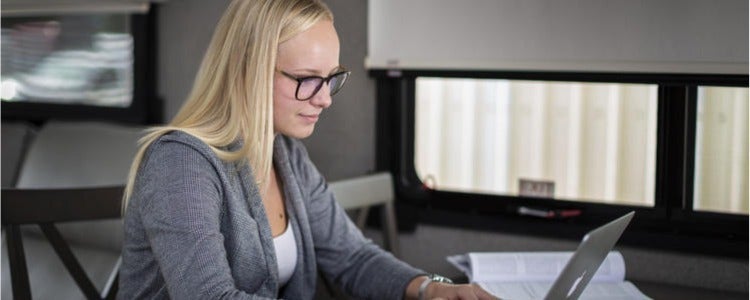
[1,14,133,107]
[694,86,749,214]
[415,77,658,206]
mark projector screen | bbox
[367,0,748,74]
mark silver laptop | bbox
[544,211,635,300]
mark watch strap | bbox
[418,274,453,300]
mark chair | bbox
[1,120,144,300]
[329,172,399,257]
[313,172,400,299]
[1,121,36,188]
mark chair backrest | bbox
[15,120,143,251]
[16,120,143,189]
[329,172,395,210]
[2,120,143,300]
[1,121,36,188]
[329,172,400,257]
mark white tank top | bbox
[272,220,298,287]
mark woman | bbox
[118,0,495,299]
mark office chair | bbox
[328,172,400,257]
[312,172,401,299]
[1,120,143,300]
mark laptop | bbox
[544,211,635,300]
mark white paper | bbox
[468,251,625,283]
[447,251,651,300]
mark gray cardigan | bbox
[118,131,423,299]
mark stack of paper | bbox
[447,251,651,300]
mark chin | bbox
[283,126,315,139]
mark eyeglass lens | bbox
[297,71,349,100]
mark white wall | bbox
[369,0,748,74]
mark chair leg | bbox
[39,223,101,300]
[6,225,32,300]
[102,257,121,300]
[104,273,119,300]
[355,207,370,229]
[382,201,400,258]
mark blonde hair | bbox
[123,0,333,210]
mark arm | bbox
[284,138,422,299]
[284,138,496,300]
[135,139,273,299]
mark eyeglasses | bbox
[278,68,351,101]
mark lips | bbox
[299,113,319,123]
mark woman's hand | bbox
[406,276,498,300]
[425,282,498,300]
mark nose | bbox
[309,82,333,108]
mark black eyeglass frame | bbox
[278,69,351,101]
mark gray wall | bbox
[157,0,231,123]
[157,0,747,294]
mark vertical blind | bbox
[415,79,749,213]
[414,78,658,206]
[694,87,749,214]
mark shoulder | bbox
[136,130,229,187]
[142,130,223,167]
[149,130,216,156]
[131,131,227,211]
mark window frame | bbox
[372,69,748,258]
[1,9,161,125]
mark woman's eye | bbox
[300,77,321,86]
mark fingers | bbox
[431,283,499,300]
[472,283,500,300]
[455,285,479,300]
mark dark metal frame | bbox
[2,186,124,300]
[371,68,748,258]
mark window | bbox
[693,86,748,214]
[372,70,748,257]
[415,78,658,207]
[1,9,158,124]
[1,15,133,107]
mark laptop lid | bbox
[544,211,635,300]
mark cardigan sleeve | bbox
[283,137,424,300]
[132,138,274,300]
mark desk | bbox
[452,276,746,299]
[633,280,746,300]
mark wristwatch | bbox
[418,274,453,300]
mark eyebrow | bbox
[289,66,343,76]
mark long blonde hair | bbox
[123,0,333,210]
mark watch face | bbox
[429,274,453,284]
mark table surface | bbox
[452,276,746,299]
[632,280,747,300]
